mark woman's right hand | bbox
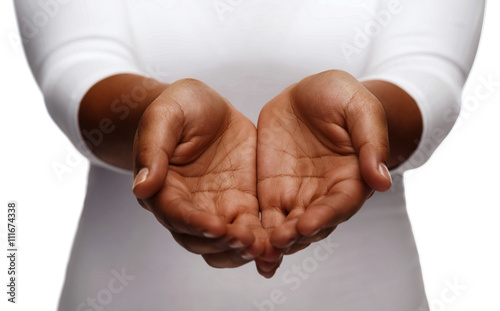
[132,79,266,268]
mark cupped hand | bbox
[132,79,266,268]
[255,70,392,277]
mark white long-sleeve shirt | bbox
[15,1,484,310]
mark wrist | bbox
[361,80,423,169]
[78,74,169,170]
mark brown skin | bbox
[78,70,422,275]
[80,76,267,268]
[79,74,168,170]
[362,80,423,168]
[254,70,422,277]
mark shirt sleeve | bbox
[14,0,148,173]
[358,0,485,175]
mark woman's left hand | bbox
[255,70,393,277]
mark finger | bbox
[256,121,289,235]
[202,250,252,269]
[296,180,368,236]
[296,227,335,245]
[232,212,268,252]
[260,205,287,231]
[170,223,256,255]
[280,228,333,255]
[256,268,277,279]
[258,204,288,257]
[256,258,281,273]
[255,256,283,279]
[132,97,185,199]
[283,243,310,255]
[202,241,266,269]
[256,235,283,262]
[255,234,285,278]
[269,218,299,249]
[270,214,332,251]
[345,86,392,192]
[148,195,227,238]
[268,204,307,249]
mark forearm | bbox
[362,80,423,169]
[78,74,169,170]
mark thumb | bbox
[345,89,392,192]
[132,101,184,199]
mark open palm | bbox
[256,70,392,277]
[133,79,266,268]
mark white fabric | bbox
[15,0,483,310]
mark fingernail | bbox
[203,231,218,238]
[229,239,245,249]
[241,250,257,261]
[133,168,149,190]
[378,163,392,184]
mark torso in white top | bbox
[14,0,484,310]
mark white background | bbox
[0,1,499,310]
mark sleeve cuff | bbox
[39,41,149,175]
[359,71,461,175]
